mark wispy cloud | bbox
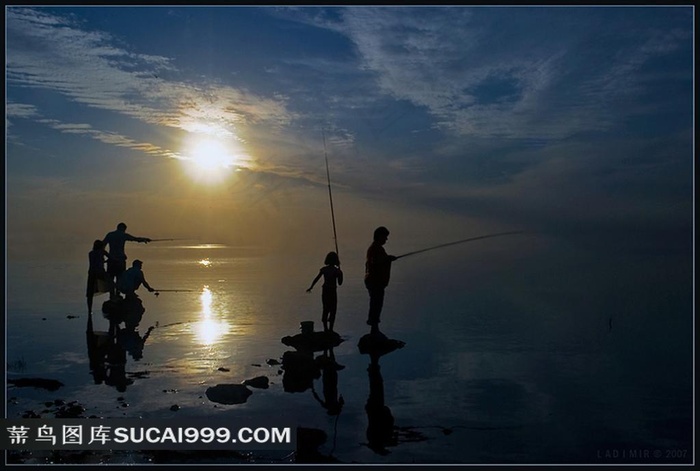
[6,7,295,142]
[313,7,691,140]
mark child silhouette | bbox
[307,252,343,332]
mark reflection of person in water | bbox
[85,314,136,392]
[311,348,345,416]
[86,239,111,315]
[119,326,154,361]
[86,313,109,385]
[105,333,132,393]
[282,349,321,393]
[365,352,397,455]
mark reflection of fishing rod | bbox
[395,231,525,260]
[322,128,339,258]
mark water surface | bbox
[5,238,693,464]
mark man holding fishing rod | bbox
[364,226,397,333]
[103,222,152,298]
[363,227,524,333]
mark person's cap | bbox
[133,259,143,267]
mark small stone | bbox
[170,405,180,411]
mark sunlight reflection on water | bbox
[193,286,230,346]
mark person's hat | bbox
[133,259,143,267]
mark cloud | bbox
[6,7,295,142]
[319,7,691,140]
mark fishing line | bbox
[322,128,339,258]
[395,231,525,260]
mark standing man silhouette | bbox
[364,226,397,333]
[103,222,151,298]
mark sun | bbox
[183,136,242,183]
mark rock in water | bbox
[205,384,252,405]
[8,378,64,391]
[243,376,269,389]
[281,331,342,352]
[357,332,405,356]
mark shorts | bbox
[107,259,127,278]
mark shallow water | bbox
[5,238,693,464]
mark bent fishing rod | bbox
[323,128,340,258]
[394,230,526,260]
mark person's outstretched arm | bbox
[141,275,155,292]
[126,233,151,243]
[307,270,322,292]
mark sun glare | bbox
[183,135,244,183]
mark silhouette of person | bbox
[306,251,343,332]
[364,227,397,332]
[311,348,345,416]
[365,352,397,455]
[103,223,151,297]
[86,239,111,315]
[116,259,155,299]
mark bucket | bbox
[300,321,314,335]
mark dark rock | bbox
[266,358,281,366]
[242,376,269,389]
[282,331,342,353]
[251,363,262,367]
[8,378,64,391]
[358,332,405,357]
[55,404,85,418]
[67,315,79,319]
[217,367,230,372]
[205,384,252,405]
[170,405,180,411]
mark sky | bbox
[5,5,694,263]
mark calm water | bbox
[5,236,693,465]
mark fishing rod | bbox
[149,238,191,242]
[153,289,197,292]
[322,128,339,258]
[152,289,198,297]
[395,231,525,260]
